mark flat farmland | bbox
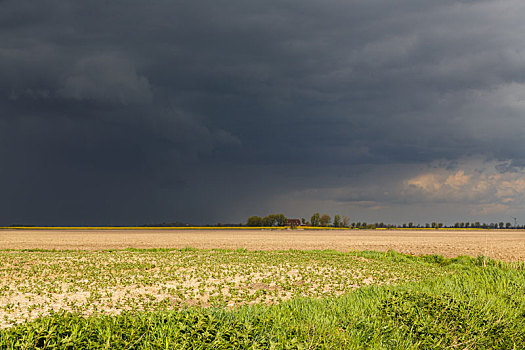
[0,228,524,261]
[1,229,524,347]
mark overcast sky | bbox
[3,0,525,225]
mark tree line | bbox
[246,214,287,227]
[246,213,350,227]
[245,213,520,229]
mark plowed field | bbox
[1,228,523,261]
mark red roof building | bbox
[286,219,301,226]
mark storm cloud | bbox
[2,0,525,225]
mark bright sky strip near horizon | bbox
[2,0,525,226]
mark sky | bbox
[2,0,525,226]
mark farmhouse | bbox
[286,219,301,226]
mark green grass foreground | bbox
[1,254,524,349]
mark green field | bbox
[0,249,523,349]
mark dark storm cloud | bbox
[2,0,525,224]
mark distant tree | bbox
[301,218,307,225]
[425,223,430,228]
[465,222,470,228]
[506,222,511,229]
[402,223,407,228]
[311,213,320,227]
[474,221,480,228]
[499,222,504,229]
[262,214,276,226]
[356,222,361,228]
[333,215,341,228]
[438,223,443,228]
[408,222,413,228]
[343,216,350,227]
[454,222,459,228]
[320,214,331,227]
[247,216,263,226]
[275,214,287,226]
[431,222,437,228]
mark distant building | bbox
[287,219,301,226]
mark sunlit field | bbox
[1,228,524,261]
[0,230,524,348]
[0,249,524,348]
[0,249,446,328]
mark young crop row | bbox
[1,258,524,349]
[0,249,445,328]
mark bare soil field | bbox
[0,249,441,327]
[0,228,523,261]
